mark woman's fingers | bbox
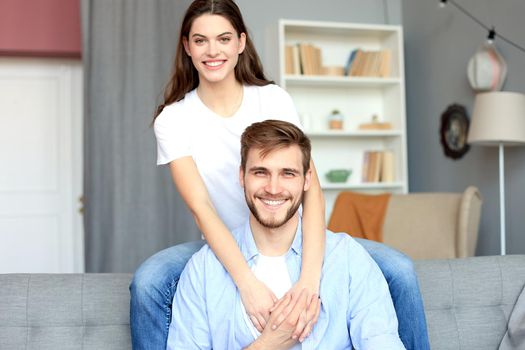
[298,295,321,342]
[271,291,298,329]
[250,314,264,333]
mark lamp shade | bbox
[468,92,525,146]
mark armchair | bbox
[329,186,483,260]
[382,186,482,259]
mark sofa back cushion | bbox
[0,273,132,350]
[415,255,525,350]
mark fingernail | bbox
[299,337,305,342]
[292,335,297,340]
[272,325,276,330]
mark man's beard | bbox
[245,191,304,229]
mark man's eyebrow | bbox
[248,166,268,172]
[282,168,300,174]
[191,31,233,38]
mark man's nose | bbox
[264,176,282,194]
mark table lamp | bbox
[468,91,525,255]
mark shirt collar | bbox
[240,218,303,262]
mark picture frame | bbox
[439,104,471,160]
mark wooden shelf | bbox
[306,130,402,137]
[284,75,401,88]
[321,181,405,190]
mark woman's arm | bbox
[169,156,276,330]
[271,160,325,342]
[299,160,325,291]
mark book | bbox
[292,45,301,75]
[361,151,370,183]
[362,150,394,182]
[380,150,395,182]
[344,49,358,76]
[378,49,392,77]
[299,43,313,75]
[348,49,392,77]
[369,151,382,182]
[349,50,364,76]
[313,45,323,75]
[285,45,294,75]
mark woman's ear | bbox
[182,37,191,56]
[238,32,246,54]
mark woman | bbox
[131,1,429,349]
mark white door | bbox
[0,57,84,273]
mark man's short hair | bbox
[240,120,311,174]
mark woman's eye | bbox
[194,39,205,44]
[219,37,231,43]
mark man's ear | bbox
[239,166,245,188]
[303,168,312,192]
[238,32,246,54]
[182,37,191,56]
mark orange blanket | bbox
[328,191,391,242]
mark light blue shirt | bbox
[167,221,405,350]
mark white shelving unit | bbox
[278,19,409,218]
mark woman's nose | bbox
[207,41,220,56]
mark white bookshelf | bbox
[278,19,409,218]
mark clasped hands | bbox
[241,279,321,350]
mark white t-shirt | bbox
[240,254,300,350]
[154,84,301,231]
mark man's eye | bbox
[254,171,266,176]
[284,172,296,177]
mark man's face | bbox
[240,145,311,229]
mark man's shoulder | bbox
[323,230,379,274]
[184,242,223,277]
[324,230,363,256]
[188,225,245,270]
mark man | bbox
[167,120,405,349]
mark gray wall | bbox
[403,0,525,255]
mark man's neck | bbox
[249,214,299,257]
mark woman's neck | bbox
[197,78,244,118]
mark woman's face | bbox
[183,14,246,85]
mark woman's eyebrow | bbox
[191,31,233,38]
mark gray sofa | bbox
[1,255,524,350]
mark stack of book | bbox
[284,43,323,75]
[361,150,395,183]
[345,49,392,77]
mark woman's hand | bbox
[239,275,278,332]
[269,278,321,342]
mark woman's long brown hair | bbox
[154,0,273,120]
